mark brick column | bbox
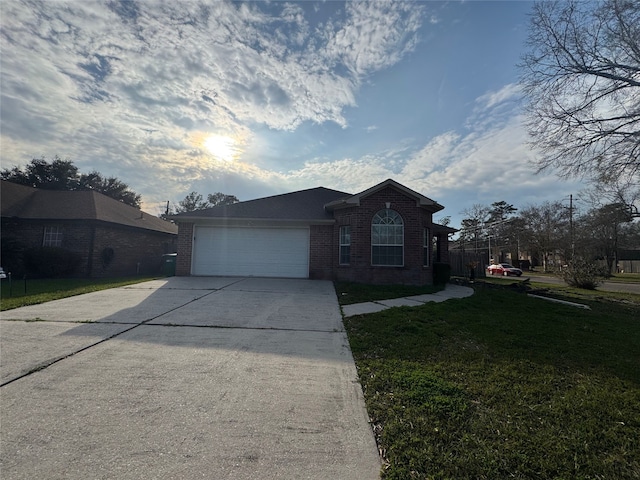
[176,222,193,276]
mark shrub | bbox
[559,258,608,289]
[23,247,83,278]
[0,237,26,276]
[433,262,451,285]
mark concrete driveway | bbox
[0,277,380,479]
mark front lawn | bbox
[0,276,160,311]
[344,286,640,479]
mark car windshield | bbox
[501,264,515,268]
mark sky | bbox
[0,0,586,227]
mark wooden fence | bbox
[448,251,487,279]
[616,260,640,274]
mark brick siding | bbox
[1,219,176,278]
[176,222,194,276]
[309,225,334,280]
[173,186,448,285]
[319,186,438,285]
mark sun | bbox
[204,135,236,162]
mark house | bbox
[172,179,455,285]
[1,180,177,277]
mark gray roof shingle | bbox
[1,181,177,234]
[172,187,352,222]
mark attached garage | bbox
[191,226,310,278]
[173,182,451,285]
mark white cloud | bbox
[1,2,423,171]
[1,0,428,209]
[322,1,423,78]
[2,2,582,223]
[206,83,579,220]
[476,83,521,109]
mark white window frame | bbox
[43,225,63,247]
[339,226,351,265]
[371,209,404,266]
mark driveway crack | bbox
[0,290,220,388]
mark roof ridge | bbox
[244,186,351,202]
[87,189,99,219]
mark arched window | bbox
[371,209,403,266]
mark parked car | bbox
[486,263,523,276]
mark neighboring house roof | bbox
[171,186,352,222]
[324,178,444,213]
[171,179,446,223]
[1,181,177,235]
[432,223,458,235]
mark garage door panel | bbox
[192,227,309,278]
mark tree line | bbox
[2,156,142,208]
[456,190,640,274]
[2,157,239,215]
[461,0,640,276]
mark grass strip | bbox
[0,276,160,311]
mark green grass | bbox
[344,286,640,479]
[0,276,161,311]
[607,273,640,284]
[480,275,640,305]
[335,282,444,306]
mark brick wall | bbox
[1,219,176,277]
[90,225,176,277]
[175,222,194,276]
[309,224,334,280]
[329,187,437,285]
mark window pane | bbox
[339,226,351,265]
[340,226,351,245]
[371,209,403,265]
[372,246,403,266]
[43,226,63,247]
[340,245,351,265]
[371,225,381,244]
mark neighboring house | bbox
[1,180,177,277]
[172,179,455,285]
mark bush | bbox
[433,262,451,285]
[0,237,26,276]
[23,247,83,278]
[559,258,608,289]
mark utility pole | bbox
[569,194,574,261]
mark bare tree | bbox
[520,0,640,184]
[520,201,570,272]
[576,202,633,273]
[458,204,490,253]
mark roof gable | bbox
[1,181,177,234]
[325,178,444,212]
[171,187,352,222]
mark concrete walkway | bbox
[342,283,475,317]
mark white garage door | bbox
[191,226,310,278]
